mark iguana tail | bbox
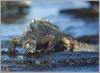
[74,42,98,52]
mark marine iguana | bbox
[8,18,98,54]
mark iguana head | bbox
[23,40,36,53]
[22,25,37,53]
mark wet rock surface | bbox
[1,50,99,71]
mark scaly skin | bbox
[73,42,98,52]
[8,18,98,54]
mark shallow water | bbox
[1,1,99,72]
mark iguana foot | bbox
[8,37,21,56]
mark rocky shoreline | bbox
[1,51,99,69]
[59,8,98,21]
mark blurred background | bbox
[1,1,99,44]
[1,0,99,72]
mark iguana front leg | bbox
[8,37,21,56]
